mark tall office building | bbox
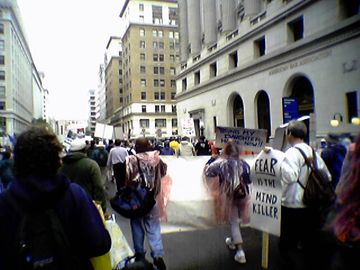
[117,0,179,139]
[0,0,44,142]
[177,0,360,140]
[88,89,97,136]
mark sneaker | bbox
[134,252,146,262]
[153,257,166,270]
[234,249,246,264]
[225,237,236,250]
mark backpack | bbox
[110,157,155,219]
[296,147,336,209]
[94,148,108,167]
[4,190,79,270]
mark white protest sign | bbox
[181,118,196,137]
[114,126,124,139]
[215,126,267,152]
[250,148,284,236]
[94,123,105,138]
[103,125,114,139]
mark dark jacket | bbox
[0,159,14,188]
[59,152,107,211]
[0,173,111,270]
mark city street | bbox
[105,180,282,270]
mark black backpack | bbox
[5,191,79,270]
[296,147,336,209]
[94,148,108,167]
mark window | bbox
[159,54,164,62]
[169,31,174,39]
[171,80,176,87]
[160,80,165,87]
[141,92,146,99]
[288,16,304,42]
[160,92,165,100]
[153,54,158,61]
[155,119,166,127]
[169,7,178,25]
[154,67,159,74]
[213,116,217,133]
[0,55,4,65]
[210,62,217,78]
[171,105,177,113]
[140,53,145,61]
[170,67,176,75]
[0,101,5,110]
[0,86,4,98]
[172,119,178,128]
[0,24,3,34]
[139,15,144,22]
[182,78,187,91]
[229,51,238,69]
[140,119,149,128]
[152,5,163,24]
[153,41,158,49]
[194,70,200,85]
[155,105,160,112]
[140,79,146,87]
[159,67,164,74]
[140,40,146,49]
[161,105,166,112]
[154,79,159,87]
[174,32,179,39]
[346,91,359,123]
[0,70,4,80]
[0,40,4,51]
[159,41,164,49]
[171,92,176,99]
[254,36,266,57]
[140,66,146,73]
[152,29,157,37]
[139,3,144,11]
[140,28,145,37]
[158,30,163,37]
[169,42,175,50]
[142,105,147,113]
[170,54,175,62]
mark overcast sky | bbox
[17,0,124,120]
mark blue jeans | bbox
[130,203,164,258]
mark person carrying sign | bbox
[279,120,331,270]
[204,141,251,264]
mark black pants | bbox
[113,162,126,192]
[279,206,320,270]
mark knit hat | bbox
[70,138,86,152]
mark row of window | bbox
[140,118,178,128]
[139,28,179,39]
[140,91,176,100]
[139,40,179,50]
[141,104,176,113]
[139,53,179,62]
[140,79,176,88]
[139,66,176,75]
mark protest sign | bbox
[215,126,267,152]
[103,125,114,139]
[94,123,105,138]
[182,118,196,137]
[250,148,284,236]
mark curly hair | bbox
[221,140,241,159]
[14,126,63,178]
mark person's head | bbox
[69,138,86,152]
[199,135,205,142]
[182,136,189,142]
[114,139,121,146]
[135,137,151,153]
[287,120,307,145]
[90,140,95,147]
[14,126,63,178]
[2,151,11,160]
[109,139,114,145]
[164,140,170,148]
[221,141,241,159]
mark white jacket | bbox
[280,142,331,208]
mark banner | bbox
[250,148,284,236]
[114,126,124,139]
[215,126,267,152]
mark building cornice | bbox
[176,15,360,102]
[122,22,178,39]
[119,0,178,18]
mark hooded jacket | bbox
[125,151,167,197]
[178,140,195,156]
[59,151,107,211]
[0,173,111,270]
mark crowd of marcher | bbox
[0,121,358,270]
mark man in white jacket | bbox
[279,120,331,270]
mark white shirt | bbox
[107,146,128,167]
[280,142,331,208]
